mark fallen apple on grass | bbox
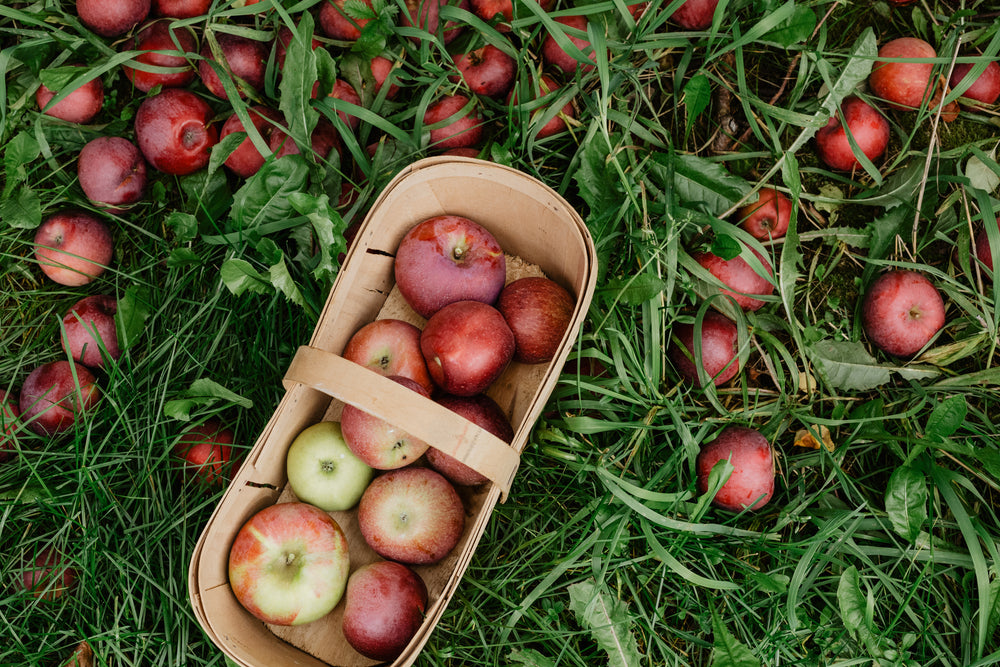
[286,421,373,511]
[62,294,120,369]
[229,501,350,626]
[861,269,945,358]
[815,95,890,172]
[36,68,105,124]
[343,318,434,394]
[123,20,198,92]
[77,136,147,211]
[34,211,114,287]
[134,88,218,175]
[508,74,577,140]
[173,418,238,485]
[691,245,774,311]
[736,187,792,240]
[497,276,575,364]
[198,32,268,99]
[541,15,596,75]
[319,0,374,41]
[401,0,469,45]
[696,425,774,512]
[423,94,485,151]
[20,362,100,436]
[77,0,150,37]
[342,560,429,662]
[19,546,79,601]
[426,393,514,486]
[152,0,211,18]
[973,214,1000,280]
[219,106,281,178]
[671,0,720,29]
[451,44,516,98]
[341,376,431,470]
[869,37,938,111]
[950,59,1000,107]
[668,310,741,387]
[421,300,515,396]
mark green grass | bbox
[3,0,1000,665]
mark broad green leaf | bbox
[682,74,712,140]
[0,185,41,229]
[838,566,876,647]
[508,649,557,667]
[885,466,928,542]
[709,607,760,667]
[278,12,320,156]
[164,211,199,242]
[599,273,667,306]
[668,153,752,215]
[856,159,926,209]
[163,378,254,421]
[220,258,273,297]
[166,248,201,267]
[710,234,742,261]
[208,131,248,177]
[925,395,967,440]
[289,192,349,282]
[575,138,625,222]
[567,579,643,667]
[4,131,40,186]
[180,168,233,222]
[809,340,937,391]
[231,156,310,228]
[761,4,816,47]
[116,285,153,352]
[268,253,307,308]
[38,65,89,92]
[965,146,1000,194]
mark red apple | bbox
[62,295,120,369]
[34,211,113,287]
[123,20,198,92]
[343,319,435,394]
[327,79,363,131]
[269,117,340,163]
[1,390,20,463]
[229,502,351,626]
[423,94,484,150]
[401,0,469,45]
[451,44,516,98]
[319,0,374,41]
[219,106,281,178]
[20,547,78,601]
[19,361,101,436]
[369,55,401,100]
[497,276,575,364]
[198,32,268,99]
[421,300,515,396]
[357,467,465,565]
[425,393,513,486]
[973,214,1000,280]
[861,269,945,357]
[173,418,237,485]
[36,69,104,124]
[541,15,596,75]
[342,561,428,662]
[341,375,431,470]
[870,37,937,111]
[77,136,147,210]
[442,147,481,158]
[470,0,555,25]
[394,215,506,318]
[152,0,211,18]
[736,187,791,240]
[692,246,774,311]
[815,95,890,172]
[696,425,774,512]
[77,0,150,37]
[508,74,576,139]
[668,310,741,386]
[950,60,1000,107]
[671,0,719,29]
[135,88,218,175]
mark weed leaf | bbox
[809,340,939,391]
[164,211,199,243]
[0,185,41,229]
[3,131,39,188]
[278,12,320,156]
[885,466,928,542]
[289,192,348,282]
[667,153,751,215]
[116,285,153,353]
[599,273,667,306]
[925,395,967,440]
[220,258,273,297]
[761,4,816,47]
[164,378,253,421]
[838,566,880,652]
[682,74,712,140]
[508,648,557,667]
[709,606,760,667]
[232,155,310,228]
[568,578,643,667]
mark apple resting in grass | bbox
[692,246,774,311]
[668,310,741,386]
[62,295,120,369]
[269,117,340,163]
[343,319,434,394]
[973,214,1000,280]
[358,467,465,565]
[815,95,890,172]
[950,60,1000,107]
[426,393,513,486]
[173,418,237,485]
[736,187,791,240]
[198,33,268,99]
[135,88,218,175]
[36,69,104,124]
[219,106,281,178]
[286,421,373,511]
[319,0,374,41]
[542,15,596,75]
[697,425,774,512]
[326,79,363,131]
[341,376,431,470]
[451,44,516,98]
[34,211,113,287]
[870,37,938,111]
[77,0,150,37]
[497,276,575,364]
[229,502,350,626]
[124,21,197,92]
[861,269,945,358]
[470,0,555,25]
[671,0,719,29]
[342,561,428,662]
[421,300,515,396]
[423,94,484,150]
[20,361,100,436]
[394,215,506,318]
[1,390,20,463]
[77,137,147,210]
[508,75,576,139]
[369,55,401,100]
[20,547,78,601]
[401,0,469,45]
[153,0,211,18]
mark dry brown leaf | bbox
[794,425,835,452]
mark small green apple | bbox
[286,422,374,511]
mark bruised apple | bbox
[861,269,945,357]
[697,425,775,512]
[421,300,515,396]
[668,310,741,386]
[342,561,428,662]
[343,319,434,394]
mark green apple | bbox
[286,422,374,511]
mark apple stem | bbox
[284,552,297,566]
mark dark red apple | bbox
[973,214,1000,280]
[394,215,506,318]
[135,88,218,175]
[219,106,281,178]
[421,300,515,396]
[861,269,945,357]
[696,425,774,512]
[77,136,147,210]
[442,147,481,158]
[541,15,596,75]
[870,37,937,111]
[668,310,741,386]
[152,0,211,18]
[451,44,516,98]
[470,0,555,25]
[268,117,340,163]
[496,276,575,364]
[77,0,150,37]
[34,211,113,287]
[123,20,198,92]
[0,390,20,463]
[62,295,120,369]
[369,55,401,100]
[508,74,576,139]
[36,69,104,124]
[319,0,374,41]
[950,60,1000,107]
[736,187,791,240]
[173,418,238,485]
[327,79,363,131]
[20,547,78,601]
[19,361,101,436]
[341,375,431,470]
[357,466,465,565]
[401,0,470,45]
[343,319,434,394]
[815,95,890,172]
[423,94,484,150]
[426,393,513,486]
[341,561,428,662]
[671,0,720,30]
[692,246,774,311]
[198,32,268,99]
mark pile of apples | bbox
[227,213,575,660]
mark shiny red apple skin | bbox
[219,106,281,178]
[470,0,555,25]
[173,418,237,485]
[424,94,484,151]
[369,55,401,100]
[692,246,774,311]
[426,393,513,486]
[343,319,434,394]
[77,0,150,37]
[736,187,791,240]
[815,95,890,172]
[328,79,363,131]
[36,71,104,124]
[77,137,147,210]
[34,211,113,287]
[19,361,101,436]
[341,375,431,470]
[124,21,197,92]
[20,547,78,601]
[62,295,120,369]
[668,310,741,386]
[451,44,516,98]
[153,0,211,17]
[319,0,374,41]
[1,390,20,463]
[394,215,506,318]
[973,214,1000,280]
[401,0,469,45]
[342,561,428,662]
[357,467,465,565]
[542,15,596,75]
[672,0,719,29]
[497,276,575,364]
[870,37,937,111]
[696,426,774,512]
[861,269,945,358]
[135,88,218,175]
[198,33,268,99]
[950,60,1000,107]
[421,300,515,396]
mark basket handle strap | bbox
[282,345,520,502]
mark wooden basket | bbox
[187,156,597,667]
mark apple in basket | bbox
[342,560,428,662]
[228,502,350,626]
[343,318,434,394]
[285,421,373,511]
[340,375,431,470]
